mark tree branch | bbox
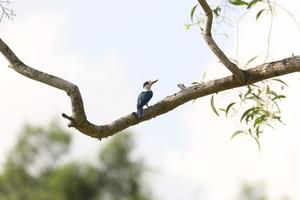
[197,0,246,83]
[0,38,88,128]
[0,38,300,139]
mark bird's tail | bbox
[137,107,144,118]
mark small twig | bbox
[0,0,14,22]
[271,1,300,32]
[264,0,274,62]
[62,113,74,122]
[62,113,76,128]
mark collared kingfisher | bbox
[136,79,158,118]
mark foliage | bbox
[185,0,293,149]
[186,0,272,30]
[0,122,151,200]
[210,78,287,150]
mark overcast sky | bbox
[1,0,300,199]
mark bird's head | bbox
[143,79,158,90]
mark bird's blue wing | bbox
[137,91,153,108]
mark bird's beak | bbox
[151,79,158,85]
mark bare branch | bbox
[0,38,300,139]
[197,0,246,83]
[0,38,89,130]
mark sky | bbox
[1,0,300,199]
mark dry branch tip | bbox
[61,113,77,128]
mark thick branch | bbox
[0,38,300,139]
[197,0,246,83]
[0,38,87,126]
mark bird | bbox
[136,79,158,118]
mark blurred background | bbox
[0,0,300,199]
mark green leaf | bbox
[247,128,251,134]
[256,9,266,21]
[272,95,286,101]
[245,56,257,68]
[271,98,281,112]
[190,4,198,21]
[253,136,261,152]
[241,108,254,122]
[266,88,278,97]
[272,78,289,87]
[246,108,262,124]
[241,107,260,122]
[254,115,267,127]
[244,92,262,103]
[231,130,244,140]
[247,0,261,9]
[213,7,221,17]
[228,0,248,6]
[225,102,236,117]
[249,92,262,101]
[255,126,262,138]
[272,115,281,121]
[219,108,226,112]
[243,85,252,100]
[210,95,219,116]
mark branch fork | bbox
[197,0,246,83]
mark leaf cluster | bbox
[228,0,273,21]
[186,0,273,31]
[228,0,262,9]
[210,78,287,150]
[185,3,224,31]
